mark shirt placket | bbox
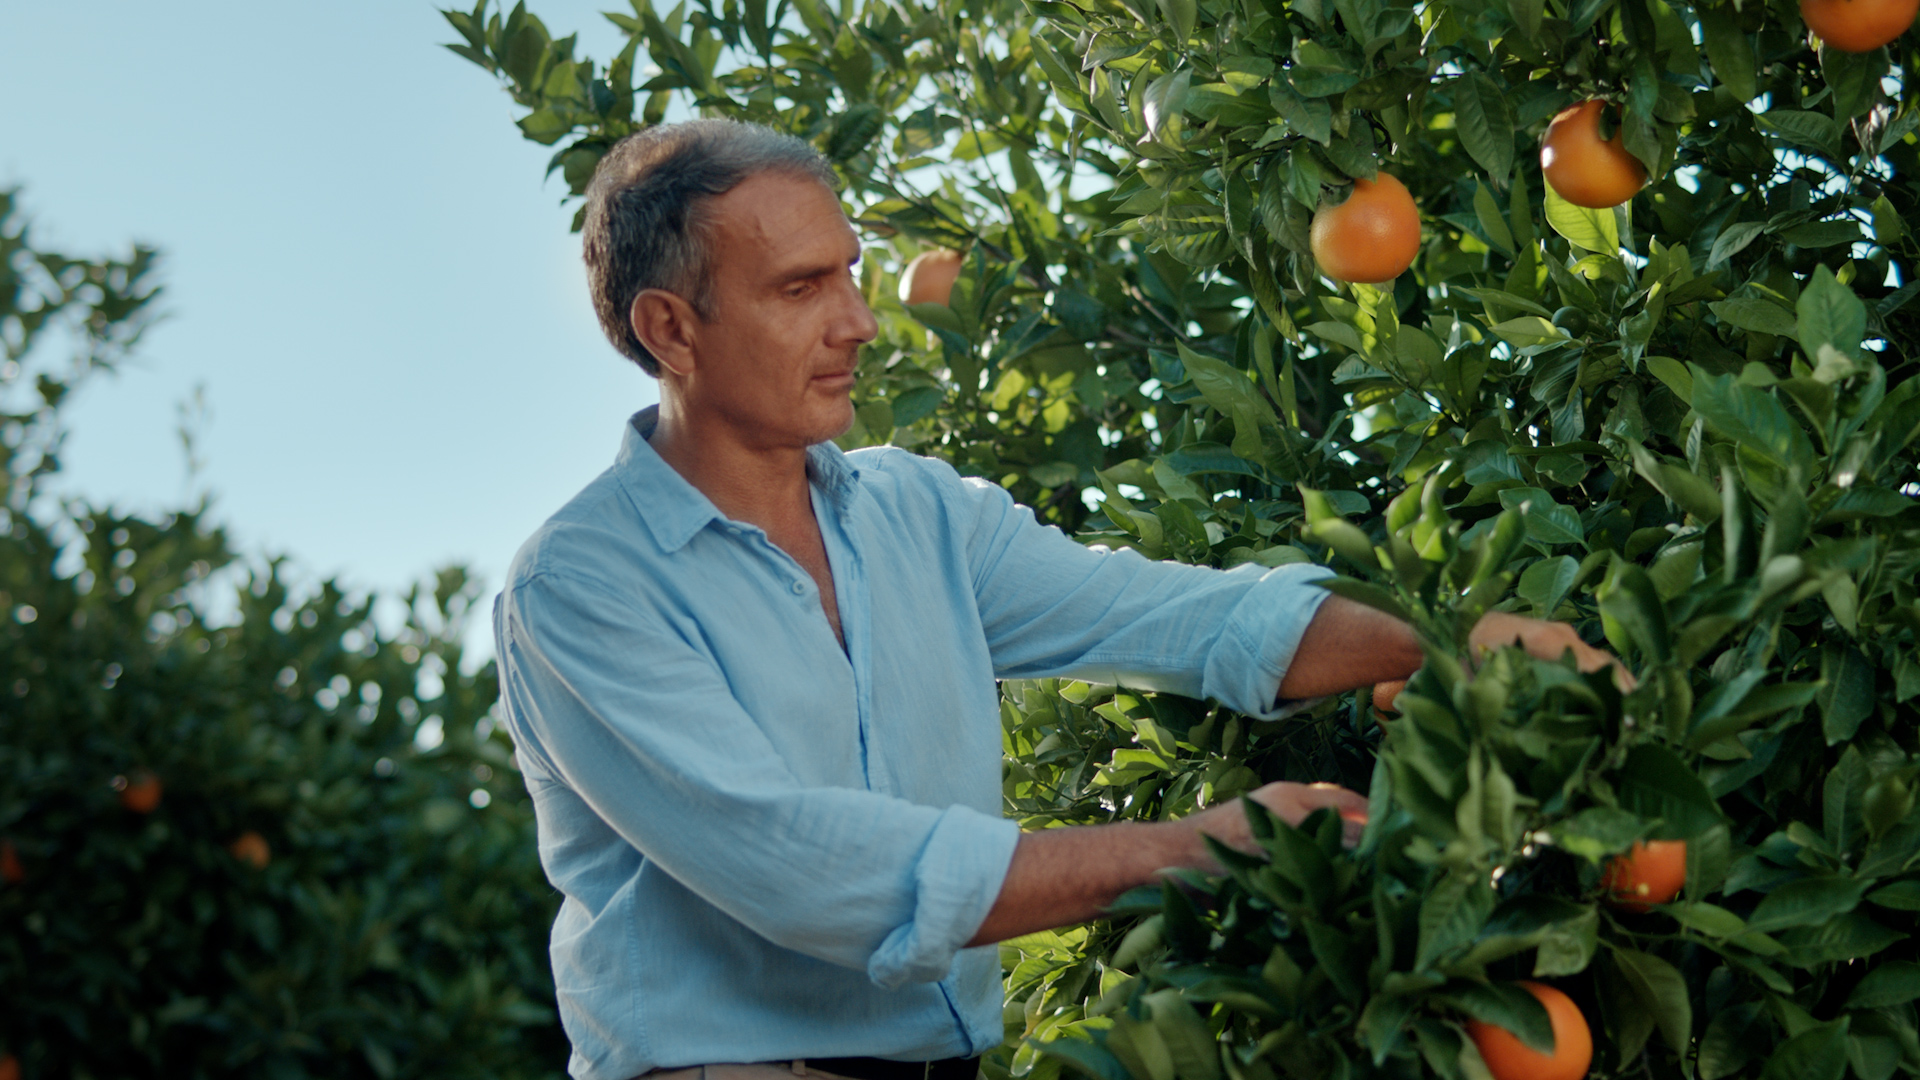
[812,480,880,794]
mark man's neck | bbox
[648,399,815,532]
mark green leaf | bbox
[1488,317,1565,348]
[1156,0,1197,39]
[1688,366,1816,470]
[1710,297,1800,338]
[1848,961,1920,1008]
[1361,993,1423,1064]
[1630,444,1722,523]
[1617,744,1723,836]
[1440,981,1555,1053]
[1819,645,1874,746]
[1706,221,1766,270]
[1551,806,1648,861]
[1598,558,1670,662]
[1452,74,1515,183]
[1611,946,1692,1055]
[1474,183,1514,253]
[1180,346,1276,424]
[1667,901,1747,937]
[1517,555,1580,617]
[1797,265,1867,365]
[1745,876,1869,933]
[1543,183,1618,254]
[1781,911,1904,966]
[1698,4,1757,101]
[1754,109,1841,157]
[1141,69,1192,145]
[1417,871,1495,969]
[1820,45,1887,121]
[1761,1020,1850,1080]
[1317,576,1410,620]
[1143,988,1220,1080]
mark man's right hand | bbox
[1184,781,1369,863]
[965,780,1367,947]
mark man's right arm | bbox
[964,781,1367,947]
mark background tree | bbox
[453,1,1918,1077]
[0,190,567,1079]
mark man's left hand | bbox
[1373,610,1631,715]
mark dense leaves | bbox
[452,0,1920,1076]
[0,198,566,1077]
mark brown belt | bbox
[641,1058,980,1080]
[807,1058,979,1080]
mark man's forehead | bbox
[711,173,857,257]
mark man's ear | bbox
[630,288,700,377]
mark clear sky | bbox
[1,1,661,652]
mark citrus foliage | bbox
[456,0,1920,1076]
[0,194,566,1078]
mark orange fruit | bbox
[0,1052,17,1080]
[229,831,271,869]
[1309,174,1422,284]
[899,248,964,306]
[1540,100,1648,209]
[1467,981,1594,1080]
[1,839,22,884]
[1601,839,1688,911]
[1801,0,1917,50]
[116,771,163,814]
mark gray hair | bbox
[581,119,838,375]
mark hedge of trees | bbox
[453,0,1919,1077]
[0,190,567,1077]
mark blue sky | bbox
[1,1,661,649]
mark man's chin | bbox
[817,400,857,444]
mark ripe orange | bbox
[1601,839,1688,912]
[1,839,23,884]
[1801,0,1917,50]
[1467,981,1593,1080]
[1309,174,1422,284]
[116,771,163,814]
[1541,100,1648,209]
[899,248,964,306]
[229,831,271,869]
[0,1052,17,1080]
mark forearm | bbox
[964,821,1200,946]
[965,782,1367,946]
[1276,595,1423,699]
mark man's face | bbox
[680,171,878,450]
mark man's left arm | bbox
[1278,596,1632,704]
[943,460,1626,712]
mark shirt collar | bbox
[616,406,862,553]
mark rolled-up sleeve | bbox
[498,569,1020,988]
[931,462,1334,717]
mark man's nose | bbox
[831,272,880,346]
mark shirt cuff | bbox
[1202,562,1336,720]
[867,805,1022,989]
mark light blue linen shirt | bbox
[492,407,1334,1080]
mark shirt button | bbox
[791,580,807,595]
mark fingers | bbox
[1372,679,1406,717]
[1470,611,1634,689]
[1250,781,1368,848]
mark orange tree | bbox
[0,190,566,1077]
[454,0,1919,1077]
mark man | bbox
[493,119,1620,1080]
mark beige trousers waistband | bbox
[645,1062,866,1080]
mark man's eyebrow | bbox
[772,252,862,286]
